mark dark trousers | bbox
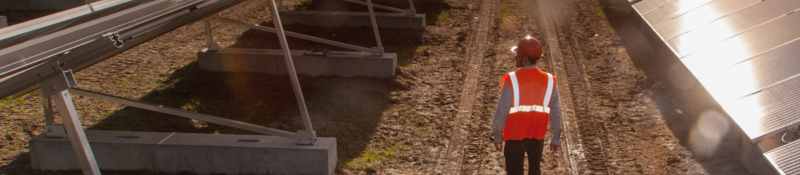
[504,138,544,175]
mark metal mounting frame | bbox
[339,0,416,15]
[0,0,340,174]
[207,16,373,53]
[257,0,405,56]
[204,9,386,56]
[20,0,321,146]
[37,63,101,175]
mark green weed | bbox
[629,70,644,79]
[0,95,27,112]
[624,84,637,93]
[344,142,402,170]
[437,13,449,22]
[394,46,423,67]
[589,6,606,19]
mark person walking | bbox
[492,36,562,175]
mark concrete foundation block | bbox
[278,10,425,30]
[197,48,397,78]
[30,130,337,175]
[741,135,781,175]
[0,16,7,28]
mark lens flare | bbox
[688,110,730,157]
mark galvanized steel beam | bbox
[266,0,316,145]
[340,0,405,13]
[68,89,298,140]
[211,17,372,53]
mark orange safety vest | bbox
[501,68,556,141]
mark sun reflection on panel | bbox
[668,1,765,147]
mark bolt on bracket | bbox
[296,130,317,145]
[371,47,385,56]
[45,124,68,138]
[405,9,416,16]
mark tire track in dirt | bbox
[540,0,618,173]
[536,0,588,174]
[431,0,499,174]
[542,0,697,174]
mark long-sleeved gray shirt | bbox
[492,65,562,145]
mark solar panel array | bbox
[632,0,800,174]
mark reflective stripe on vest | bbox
[508,72,554,114]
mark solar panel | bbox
[633,0,677,15]
[632,0,800,173]
[724,82,800,141]
[634,0,800,140]
[665,0,800,57]
[695,39,800,98]
[653,0,759,40]
[765,138,800,175]
[641,0,716,26]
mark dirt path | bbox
[456,0,711,174]
[536,0,586,174]
[539,0,704,174]
[430,0,499,174]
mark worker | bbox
[492,36,561,175]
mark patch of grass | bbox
[589,6,606,19]
[0,95,27,112]
[499,0,524,30]
[299,0,312,6]
[394,46,423,67]
[100,109,118,117]
[629,70,644,79]
[436,13,449,23]
[183,98,202,111]
[344,140,402,170]
[624,83,637,93]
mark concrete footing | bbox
[30,130,337,175]
[278,10,425,30]
[741,135,781,175]
[197,48,397,78]
[0,16,7,28]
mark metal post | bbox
[52,90,101,175]
[85,0,95,12]
[204,20,221,51]
[267,0,316,145]
[40,90,67,138]
[366,0,384,56]
[39,90,55,125]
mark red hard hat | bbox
[512,36,543,58]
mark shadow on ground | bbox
[1,0,461,173]
[294,0,453,26]
[3,14,430,175]
[598,0,750,174]
[6,61,404,175]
